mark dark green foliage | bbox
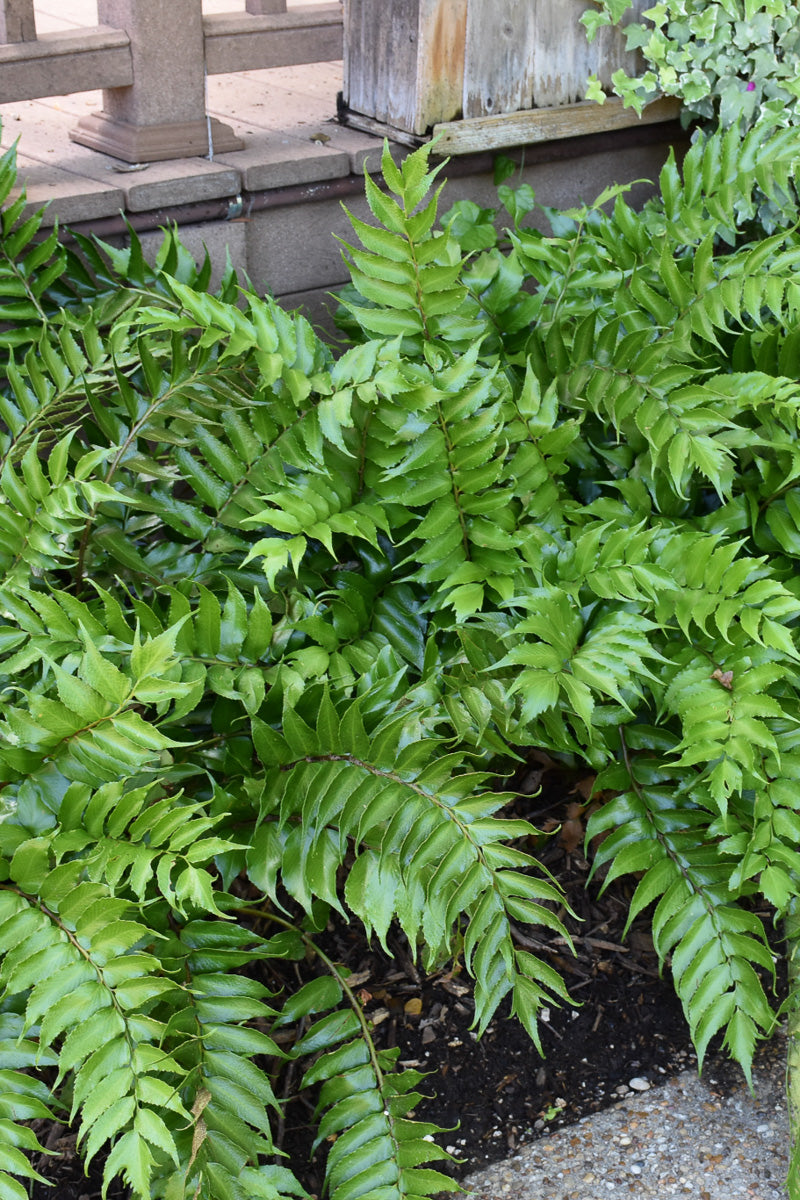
[3,119,800,1198]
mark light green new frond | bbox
[0,437,90,584]
[499,590,664,746]
[0,611,186,757]
[52,780,236,916]
[663,639,792,812]
[652,530,800,654]
[243,476,389,589]
[504,364,582,527]
[359,341,517,614]
[341,142,482,349]
[706,752,800,914]
[137,280,330,396]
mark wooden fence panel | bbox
[343,0,466,137]
[531,0,647,107]
[417,0,467,134]
[344,0,418,131]
[343,0,661,145]
[463,0,536,118]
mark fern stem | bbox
[785,897,800,1198]
[239,907,397,1119]
[435,402,471,559]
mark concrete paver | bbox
[214,133,350,191]
[14,149,124,223]
[462,1037,791,1200]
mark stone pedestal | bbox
[70,0,243,163]
[245,0,288,12]
[0,0,36,43]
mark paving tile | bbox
[0,101,241,210]
[73,155,242,212]
[206,69,340,134]
[34,0,97,34]
[215,129,349,190]
[11,151,124,225]
[1,96,120,167]
[322,124,402,175]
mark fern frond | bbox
[497,587,664,750]
[662,639,793,812]
[0,142,66,350]
[0,1011,57,1196]
[167,919,291,1200]
[252,693,573,1040]
[588,756,776,1080]
[340,141,484,350]
[281,953,458,1200]
[0,880,189,1199]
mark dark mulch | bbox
[31,756,785,1199]
[29,1122,129,1200]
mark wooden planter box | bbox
[341,0,678,152]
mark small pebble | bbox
[629,1077,651,1092]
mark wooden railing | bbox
[0,1,343,162]
[0,0,677,167]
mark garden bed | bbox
[30,757,783,1200]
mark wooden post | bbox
[342,0,467,139]
[0,0,36,43]
[342,0,650,143]
[245,0,288,12]
[70,0,243,163]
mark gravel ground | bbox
[461,1031,791,1200]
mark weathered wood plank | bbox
[343,0,466,136]
[0,0,36,44]
[205,4,342,74]
[432,95,681,155]
[463,0,535,119]
[0,27,131,103]
[532,0,648,107]
[344,0,419,131]
[415,0,467,133]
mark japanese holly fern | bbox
[2,114,800,1200]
